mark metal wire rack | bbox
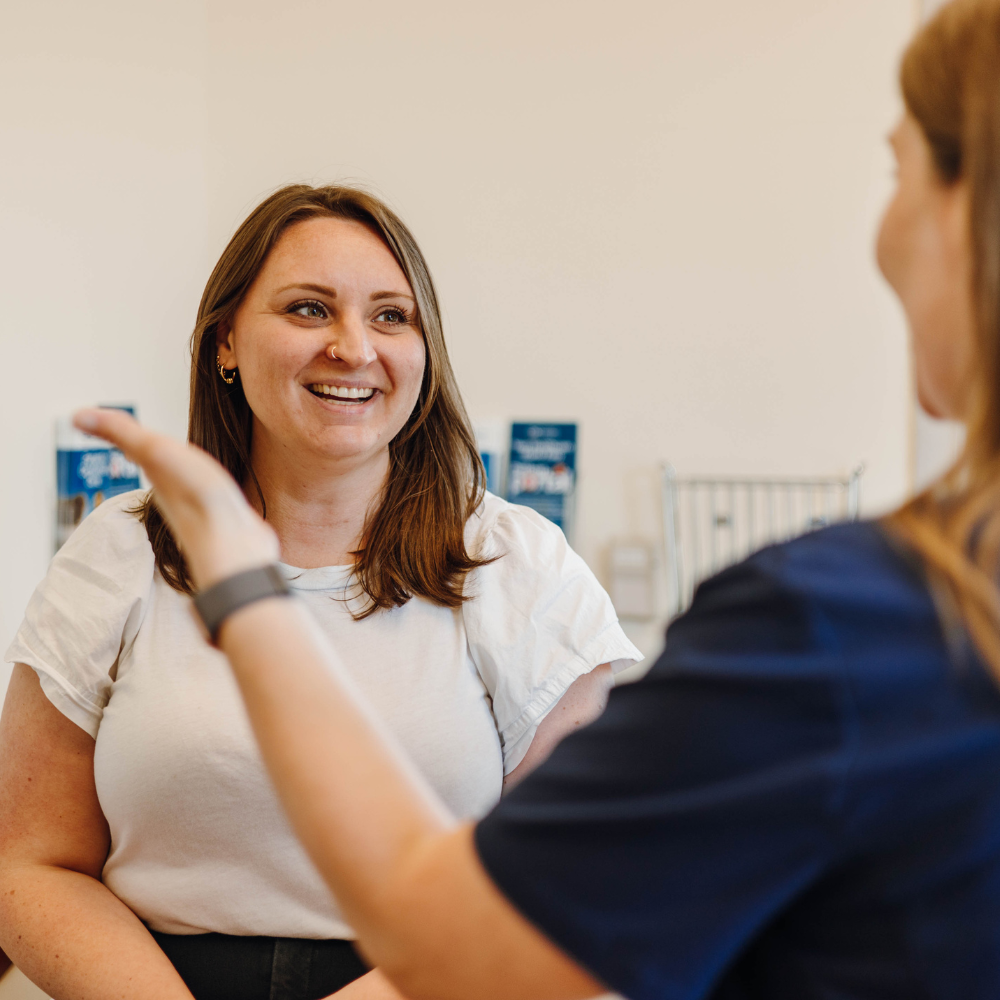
[661,465,864,618]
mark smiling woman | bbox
[0,185,640,1000]
[145,187,485,614]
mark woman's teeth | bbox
[308,384,376,402]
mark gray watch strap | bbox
[193,564,292,643]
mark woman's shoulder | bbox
[673,520,938,659]
[463,491,567,560]
[757,518,913,572]
[58,489,154,568]
[750,519,929,617]
[460,495,642,764]
[461,492,640,661]
[6,490,158,736]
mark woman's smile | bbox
[306,383,379,405]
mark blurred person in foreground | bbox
[8,0,1000,998]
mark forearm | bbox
[504,664,613,791]
[0,863,193,1000]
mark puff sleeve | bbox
[5,490,155,737]
[463,498,642,773]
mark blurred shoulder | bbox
[750,519,920,591]
[670,521,936,659]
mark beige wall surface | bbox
[1,0,916,690]
[0,968,47,1000]
[0,1,211,691]
[201,0,915,651]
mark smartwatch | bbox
[193,564,292,643]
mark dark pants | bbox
[151,931,369,1000]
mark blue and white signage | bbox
[56,407,141,549]
[507,422,577,533]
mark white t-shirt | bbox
[6,490,640,939]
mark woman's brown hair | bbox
[888,0,1000,675]
[137,184,488,615]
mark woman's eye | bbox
[289,300,328,319]
[375,307,408,324]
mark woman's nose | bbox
[328,315,377,368]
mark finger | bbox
[73,407,155,464]
[74,406,216,487]
[76,409,278,586]
[73,407,251,522]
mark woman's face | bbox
[877,113,975,420]
[218,216,426,469]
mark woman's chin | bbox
[916,381,965,423]
[306,431,392,467]
[917,394,949,420]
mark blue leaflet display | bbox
[56,407,141,549]
[482,452,499,495]
[507,422,577,534]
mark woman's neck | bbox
[247,436,390,569]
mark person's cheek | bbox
[395,340,425,401]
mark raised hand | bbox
[73,408,279,589]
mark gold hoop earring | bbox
[216,355,236,385]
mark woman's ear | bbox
[216,320,237,369]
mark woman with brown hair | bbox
[0,186,639,1000]
[29,1,1000,997]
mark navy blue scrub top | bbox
[475,521,1000,1000]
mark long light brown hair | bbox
[137,185,489,615]
[887,0,1000,675]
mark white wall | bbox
[0,0,211,690]
[0,968,45,1000]
[0,0,918,680]
[203,0,915,652]
[915,410,965,490]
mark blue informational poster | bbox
[506,422,577,533]
[56,406,142,549]
[481,452,498,495]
